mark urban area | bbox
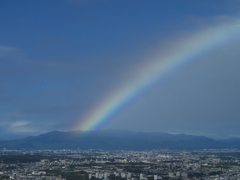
[0,149,240,180]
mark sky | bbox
[1,0,240,139]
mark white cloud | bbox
[0,120,31,128]
[0,45,21,58]
[11,121,31,127]
[0,120,33,133]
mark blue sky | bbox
[1,0,240,139]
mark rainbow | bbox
[77,19,240,132]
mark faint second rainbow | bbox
[77,19,240,132]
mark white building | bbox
[176,172,181,177]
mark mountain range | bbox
[0,130,240,150]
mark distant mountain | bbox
[220,138,240,142]
[0,130,239,150]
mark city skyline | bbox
[1,0,240,139]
